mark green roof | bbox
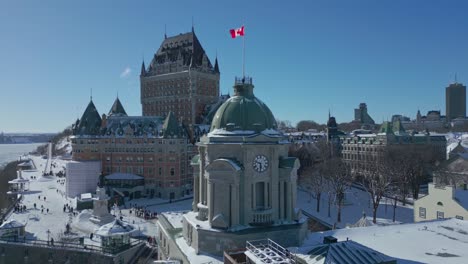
[190,154,200,165]
[210,82,277,132]
[162,111,180,138]
[108,97,127,117]
[379,121,394,134]
[76,100,102,135]
[279,157,297,168]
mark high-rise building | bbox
[446,82,466,122]
[354,103,375,125]
[140,28,220,125]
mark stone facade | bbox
[156,78,307,263]
[140,29,220,125]
[342,120,446,175]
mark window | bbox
[419,207,426,219]
[456,215,464,220]
[106,156,110,162]
[437,201,444,206]
[170,168,175,176]
[437,211,444,219]
[159,168,162,175]
[255,182,265,210]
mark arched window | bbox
[437,201,443,206]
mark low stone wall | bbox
[0,240,143,264]
[191,221,308,257]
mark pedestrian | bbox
[38,195,40,200]
[51,238,54,246]
[41,208,44,213]
[90,233,93,240]
[34,203,36,209]
[47,208,49,213]
[44,197,46,201]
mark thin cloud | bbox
[120,66,132,78]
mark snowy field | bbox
[297,187,414,228]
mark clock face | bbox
[253,155,269,173]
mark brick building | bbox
[140,28,220,126]
[71,98,196,200]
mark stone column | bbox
[231,183,240,226]
[279,181,284,220]
[208,181,214,221]
[192,173,199,211]
[286,182,292,221]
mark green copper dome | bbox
[210,78,277,133]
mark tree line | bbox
[291,141,441,224]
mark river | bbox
[0,143,44,169]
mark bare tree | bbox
[322,158,351,223]
[300,167,326,212]
[358,161,395,224]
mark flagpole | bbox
[242,23,245,79]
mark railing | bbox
[246,239,296,264]
[235,76,252,85]
[197,203,208,221]
[0,237,143,255]
[251,208,273,225]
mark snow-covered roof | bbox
[454,189,468,208]
[300,240,394,264]
[17,160,33,167]
[0,219,25,229]
[105,173,144,180]
[80,193,92,200]
[96,219,134,237]
[8,178,30,184]
[299,218,468,264]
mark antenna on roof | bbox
[90,87,93,101]
[164,24,167,39]
[455,72,458,83]
[192,16,194,32]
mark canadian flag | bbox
[230,26,245,38]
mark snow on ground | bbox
[298,218,468,264]
[6,154,192,248]
[9,155,75,241]
[55,137,72,154]
[297,187,414,228]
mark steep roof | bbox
[75,100,102,136]
[378,121,394,135]
[162,111,181,138]
[108,97,127,117]
[148,31,215,74]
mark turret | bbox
[214,56,220,74]
[140,60,146,77]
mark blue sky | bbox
[1,0,468,133]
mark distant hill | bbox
[0,132,56,144]
[33,127,72,156]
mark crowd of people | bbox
[128,204,158,220]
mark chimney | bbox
[323,236,338,244]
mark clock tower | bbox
[157,77,307,258]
